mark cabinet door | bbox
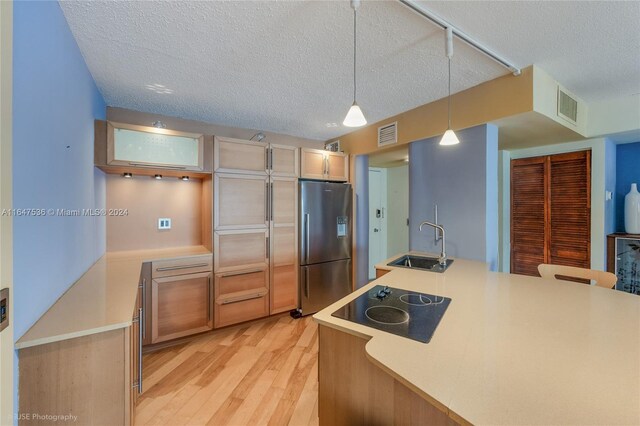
[107,122,204,171]
[140,262,152,346]
[300,148,326,180]
[214,136,268,175]
[270,177,299,314]
[327,152,349,182]
[151,272,213,343]
[270,144,299,177]
[215,173,269,230]
[214,229,269,273]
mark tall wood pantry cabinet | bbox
[213,137,299,327]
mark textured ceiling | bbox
[60,1,640,141]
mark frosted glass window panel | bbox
[112,128,201,168]
[615,237,640,295]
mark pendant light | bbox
[440,27,460,146]
[343,0,367,127]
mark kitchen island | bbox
[313,254,640,425]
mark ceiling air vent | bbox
[378,122,398,147]
[557,86,578,125]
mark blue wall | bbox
[13,0,106,340]
[615,141,640,231]
[354,155,369,288]
[409,124,499,270]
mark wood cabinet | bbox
[511,150,591,276]
[94,120,213,179]
[213,137,300,177]
[300,148,349,182]
[151,271,213,344]
[318,325,460,425]
[375,268,390,279]
[19,328,139,425]
[107,121,205,171]
[213,137,299,326]
[214,173,269,230]
[149,255,213,344]
[214,268,269,328]
[140,262,152,346]
[214,136,268,175]
[270,177,298,314]
[270,144,300,177]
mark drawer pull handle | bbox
[221,292,265,305]
[219,268,264,278]
[156,263,209,272]
[128,162,187,170]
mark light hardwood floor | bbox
[135,315,319,426]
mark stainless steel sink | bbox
[388,255,453,273]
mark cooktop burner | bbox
[331,285,451,343]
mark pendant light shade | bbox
[343,0,366,128]
[439,27,459,146]
[439,129,460,146]
[343,102,367,127]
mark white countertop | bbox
[16,246,212,349]
[313,253,640,425]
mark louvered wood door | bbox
[511,156,548,276]
[549,151,591,268]
[511,151,591,276]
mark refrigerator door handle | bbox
[304,267,309,298]
[304,213,310,264]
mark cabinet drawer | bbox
[215,268,268,297]
[152,255,212,279]
[214,291,269,328]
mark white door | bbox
[368,168,387,279]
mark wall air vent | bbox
[325,140,341,152]
[557,87,578,125]
[378,122,398,147]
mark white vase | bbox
[624,183,640,234]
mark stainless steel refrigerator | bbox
[298,180,352,315]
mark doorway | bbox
[368,168,387,279]
[367,147,410,280]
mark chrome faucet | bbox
[418,221,447,266]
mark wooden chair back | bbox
[537,264,617,289]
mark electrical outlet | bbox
[158,218,172,230]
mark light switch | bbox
[158,218,172,230]
[0,288,8,333]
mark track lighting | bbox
[439,27,460,146]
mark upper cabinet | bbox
[108,122,205,171]
[94,120,213,177]
[214,136,268,175]
[300,148,349,182]
[270,144,300,177]
[214,137,300,177]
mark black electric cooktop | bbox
[331,285,451,343]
